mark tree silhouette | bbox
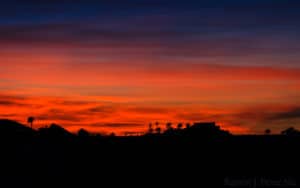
[185,123,191,129]
[27,116,35,129]
[109,132,116,137]
[264,129,271,135]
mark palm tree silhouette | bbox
[155,127,161,134]
[166,122,172,130]
[148,123,153,134]
[153,122,161,134]
[27,116,35,129]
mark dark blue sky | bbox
[2,1,300,26]
[1,0,300,68]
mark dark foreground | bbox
[0,120,299,187]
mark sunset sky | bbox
[1,0,300,135]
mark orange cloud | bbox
[1,92,300,135]
[1,49,300,135]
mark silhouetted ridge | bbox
[38,123,73,139]
[0,119,35,138]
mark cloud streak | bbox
[269,108,300,120]
[91,122,143,128]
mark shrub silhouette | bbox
[264,129,271,135]
[281,127,300,136]
[78,128,90,137]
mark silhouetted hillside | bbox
[38,123,73,139]
[0,119,36,139]
[0,119,299,187]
